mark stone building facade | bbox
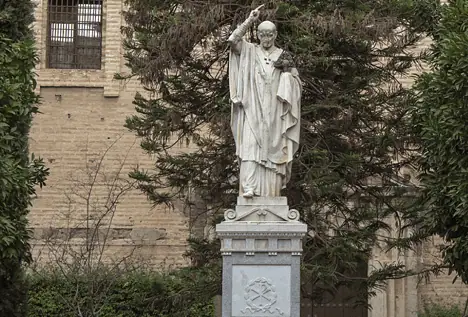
[29,0,467,316]
[29,0,192,269]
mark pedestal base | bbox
[216,197,307,317]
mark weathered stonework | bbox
[216,196,307,317]
[217,222,307,317]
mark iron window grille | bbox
[47,0,103,69]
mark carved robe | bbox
[229,40,301,196]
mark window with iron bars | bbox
[47,0,103,69]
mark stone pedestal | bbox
[216,197,307,317]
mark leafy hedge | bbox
[27,266,219,317]
[411,0,468,284]
[418,303,462,317]
[0,0,49,315]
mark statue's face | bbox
[257,22,277,49]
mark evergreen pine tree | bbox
[121,0,440,306]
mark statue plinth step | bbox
[237,196,287,206]
[224,196,300,222]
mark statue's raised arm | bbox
[228,5,264,54]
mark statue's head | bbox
[257,21,277,49]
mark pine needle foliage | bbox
[121,0,440,305]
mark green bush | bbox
[419,303,462,317]
[411,0,468,282]
[0,0,49,315]
[27,268,216,317]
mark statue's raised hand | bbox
[249,4,265,20]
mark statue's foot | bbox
[243,190,254,198]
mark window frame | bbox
[46,0,104,70]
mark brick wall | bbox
[30,0,192,268]
[419,237,468,308]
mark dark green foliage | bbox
[411,0,468,283]
[28,271,165,317]
[418,303,463,317]
[0,0,35,41]
[27,269,216,317]
[121,0,439,305]
[158,265,220,317]
[0,0,49,315]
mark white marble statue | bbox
[228,5,301,198]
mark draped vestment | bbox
[229,40,301,196]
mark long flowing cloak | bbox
[229,40,301,187]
